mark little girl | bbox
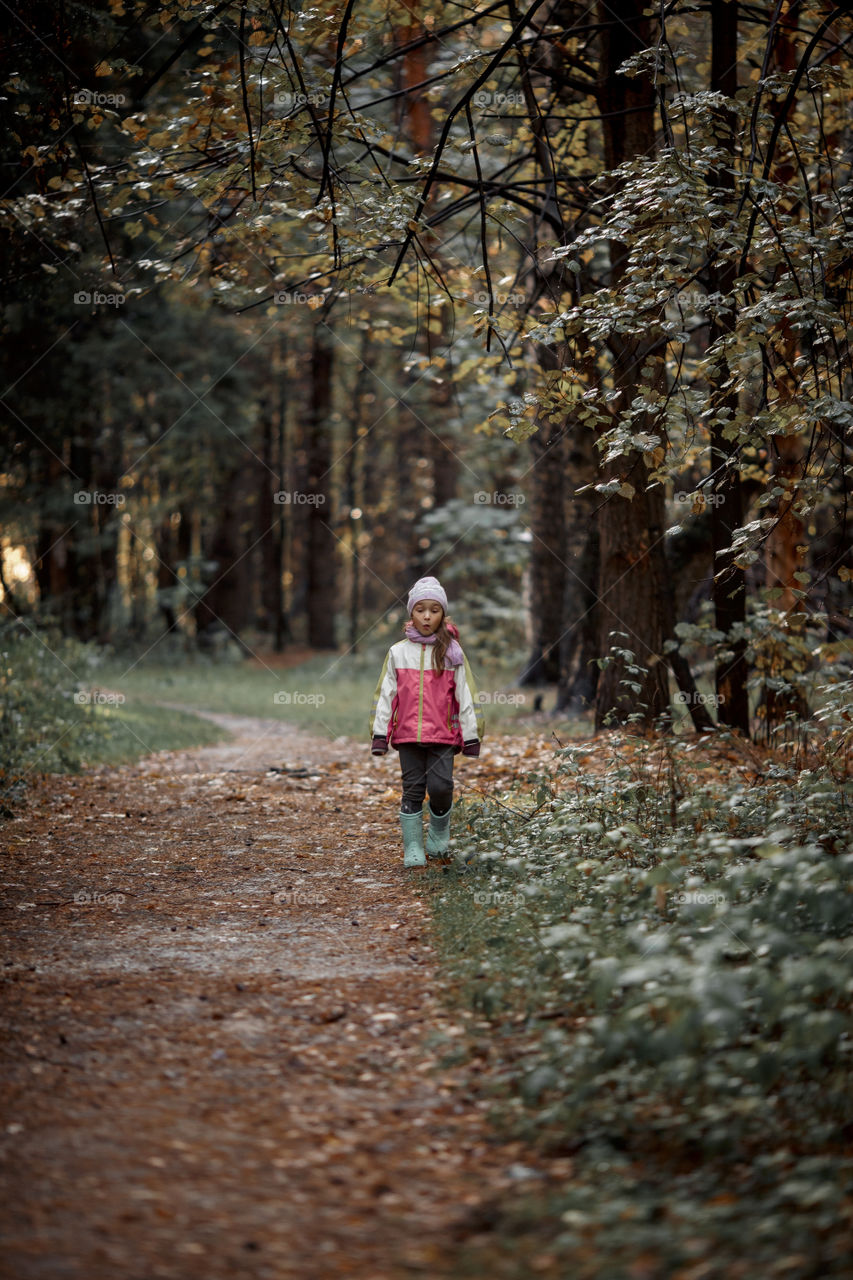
[370,576,483,867]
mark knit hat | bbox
[407,575,448,615]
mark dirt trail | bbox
[0,715,554,1280]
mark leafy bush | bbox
[669,597,853,752]
[0,620,221,811]
[0,621,105,804]
[429,733,853,1275]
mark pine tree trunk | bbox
[557,425,599,709]
[305,321,337,649]
[257,391,286,646]
[194,465,251,648]
[520,415,566,685]
[156,511,180,635]
[760,12,812,731]
[594,0,670,728]
[346,333,371,652]
[708,0,750,734]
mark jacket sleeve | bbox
[371,649,398,739]
[454,654,483,743]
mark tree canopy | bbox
[1,0,851,738]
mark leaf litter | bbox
[1,713,569,1280]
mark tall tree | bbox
[305,320,337,649]
[591,0,670,726]
[706,0,750,733]
[521,411,567,685]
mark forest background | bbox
[1,0,851,751]
[2,4,853,1274]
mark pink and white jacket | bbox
[371,639,482,750]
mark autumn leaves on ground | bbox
[1,714,569,1280]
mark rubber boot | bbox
[426,802,452,858]
[399,810,426,867]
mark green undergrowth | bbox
[0,622,224,812]
[427,733,853,1278]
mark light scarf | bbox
[404,622,464,668]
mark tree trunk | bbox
[305,321,337,649]
[708,0,750,734]
[156,510,180,636]
[345,333,371,652]
[257,388,286,646]
[594,474,670,726]
[594,0,670,728]
[520,414,566,686]
[394,403,428,585]
[424,373,459,511]
[194,465,251,648]
[556,424,599,709]
[33,450,71,624]
[760,9,811,730]
[662,517,717,731]
[358,366,394,621]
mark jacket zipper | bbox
[416,645,425,741]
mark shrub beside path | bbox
[1,714,558,1280]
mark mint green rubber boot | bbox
[426,802,452,858]
[400,810,426,867]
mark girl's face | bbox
[411,600,444,636]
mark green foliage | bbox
[0,621,222,811]
[429,735,853,1272]
[0,622,96,802]
[667,597,853,747]
[3,0,852,728]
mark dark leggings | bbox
[397,743,455,815]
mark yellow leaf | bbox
[94,61,112,77]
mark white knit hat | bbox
[406,575,448,614]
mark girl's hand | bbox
[371,735,388,755]
[462,739,480,757]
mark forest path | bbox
[1,713,556,1280]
